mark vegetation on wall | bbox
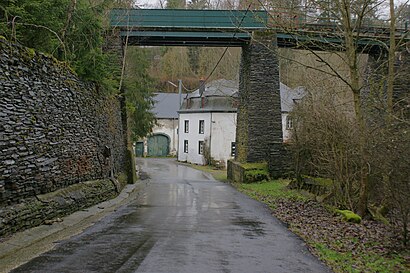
[0,0,159,139]
[123,47,157,141]
[0,0,118,89]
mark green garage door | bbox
[147,134,169,157]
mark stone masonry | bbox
[363,48,410,124]
[0,38,129,234]
[234,32,286,178]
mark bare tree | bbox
[253,0,409,218]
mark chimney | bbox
[199,78,205,97]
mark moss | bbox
[241,162,269,183]
[301,175,333,187]
[43,52,59,62]
[25,47,36,59]
[336,209,362,223]
[64,79,77,88]
[368,205,390,225]
[60,61,77,75]
[241,162,268,170]
[244,169,269,183]
[117,172,128,188]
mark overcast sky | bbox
[132,0,408,19]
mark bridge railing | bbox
[110,9,268,30]
[261,7,409,34]
[109,8,408,40]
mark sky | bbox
[132,0,409,20]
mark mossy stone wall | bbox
[0,179,120,236]
[227,160,269,183]
[0,39,129,222]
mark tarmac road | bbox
[10,158,330,273]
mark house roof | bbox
[179,79,306,113]
[152,93,180,118]
[187,79,238,98]
[280,84,306,112]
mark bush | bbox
[244,169,270,183]
[243,162,269,183]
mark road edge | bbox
[0,183,143,273]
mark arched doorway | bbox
[147,134,170,157]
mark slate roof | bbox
[179,79,306,113]
[152,93,180,118]
[280,83,306,112]
[187,79,238,98]
[179,79,238,113]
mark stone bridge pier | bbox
[363,47,410,123]
[229,32,288,180]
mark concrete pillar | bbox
[235,31,286,177]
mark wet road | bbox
[12,158,330,273]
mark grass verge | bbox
[233,180,409,273]
[184,164,409,273]
[187,164,228,182]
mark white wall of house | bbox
[151,118,179,155]
[178,112,211,165]
[209,112,237,167]
[281,113,292,142]
[178,112,237,166]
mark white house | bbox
[135,93,180,157]
[280,84,306,142]
[177,79,305,166]
[178,79,238,167]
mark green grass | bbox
[313,243,407,273]
[189,164,228,182]
[237,180,309,209]
[241,162,268,170]
[234,180,409,273]
[185,165,409,272]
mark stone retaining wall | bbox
[0,179,123,236]
[0,39,129,235]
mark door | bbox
[147,134,170,157]
[135,142,144,157]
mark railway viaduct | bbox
[109,9,409,178]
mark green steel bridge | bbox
[110,9,409,51]
[108,8,410,176]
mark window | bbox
[231,142,236,157]
[184,140,188,153]
[286,116,293,129]
[198,141,204,155]
[184,120,189,133]
[199,120,204,134]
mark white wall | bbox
[178,112,237,167]
[178,112,211,165]
[150,118,178,155]
[209,112,237,167]
[178,111,291,166]
[282,113,291,142]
